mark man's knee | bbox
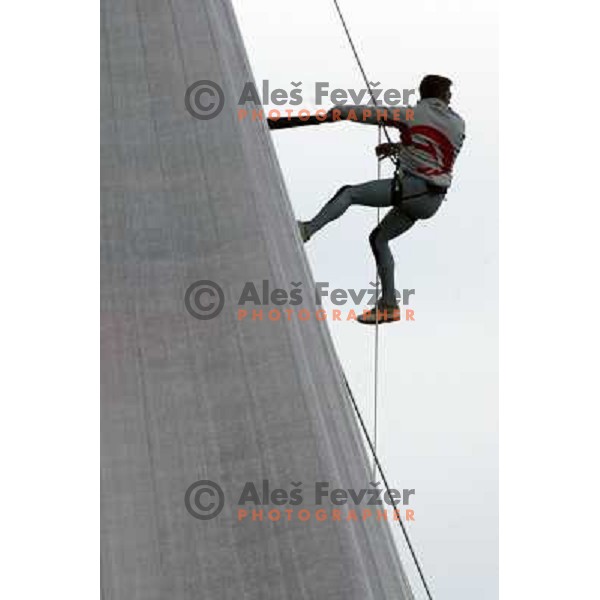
[369,226,382,251]
[325,185,353,209]
[333,184,352,199]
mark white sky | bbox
[232,1,498,598]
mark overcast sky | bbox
[232,1,498,598]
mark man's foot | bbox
[297,221,312,243]
[357,300,401,325]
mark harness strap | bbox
[391,170,447,206]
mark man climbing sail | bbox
[268,75,465,325]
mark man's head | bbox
[419,75,453,104]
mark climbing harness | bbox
[391,166,405,206]
[331,2,435,599]
[393,178,448,206]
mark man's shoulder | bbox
[417,99,464,123]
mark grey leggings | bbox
[307,174,444,305]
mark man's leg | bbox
[305,179,393,238]
[369,206,416,306]
[368,180,445,307]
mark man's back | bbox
[335,98,465,189]
[398,98,465,189]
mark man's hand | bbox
[375,142,398,159]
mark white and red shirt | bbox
[338,98,466,189]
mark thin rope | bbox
[342,373,434,600]
[331,0,398,166]
[330,2,434,599]
[372,124,382,479]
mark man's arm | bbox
[267,104,413,130]
[267,115,325,130]
[328,104,413,129]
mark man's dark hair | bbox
[419,75,452,99]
